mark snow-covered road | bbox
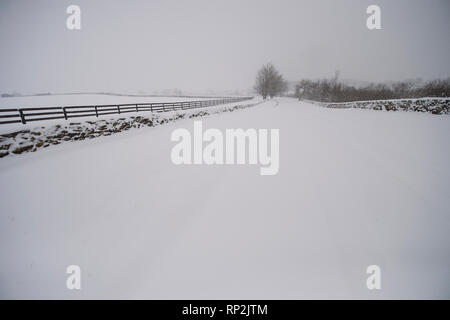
[1,98,449,299]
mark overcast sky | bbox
[0,0,449,94]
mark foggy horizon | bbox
[1,0,449,95]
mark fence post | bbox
[62,107,68,120]
[117,105,121,114]
[19,109,26,124]
[95,106,98,117]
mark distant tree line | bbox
[1,92,22,98]
[295,73,450,102]
[254,63,288,99]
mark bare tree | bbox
[254,63,288,99]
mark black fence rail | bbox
[0,97,253,125]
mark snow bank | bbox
[304,98,450,114]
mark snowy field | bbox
[0,98,449,299]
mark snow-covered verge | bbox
[303,98,449,115]
[0,98,449,299]
[0,100,262,159]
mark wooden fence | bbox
[0,97,253,125]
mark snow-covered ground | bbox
[0,98,449,299]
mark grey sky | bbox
[0,0,449,94]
